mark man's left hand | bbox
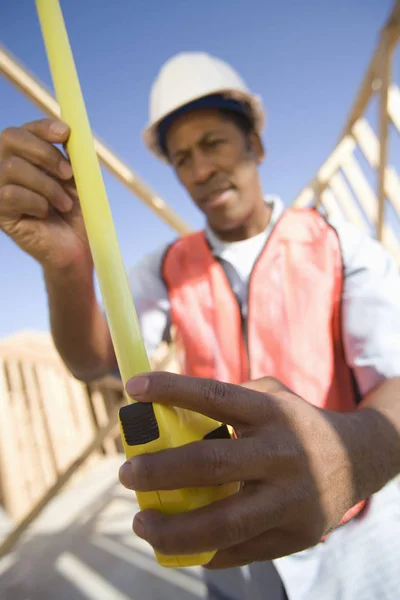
[118,372,371,569]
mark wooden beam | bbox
[21,363,58,491]
[341,153,400,262]
[0,359,27,520]
[329,172,369,231]
[352,118,400,218]
[293,4,400,212]
[338,1,400,141]
[377,36,392,240]
[320,189,342,218]
[292,187,315,208]
[90,387,118,455]
[0,45,191,236]
[7,361,40,507]
[292,136,356,206]
[388,84,400,133]
[385,0,400,42]
[0,417,119,558]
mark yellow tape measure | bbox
[36,0,239,568]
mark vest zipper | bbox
[244,212,285,382]
[214,256,250,381]
[211,210,284,383]
[241,310,250,380]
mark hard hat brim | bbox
[142,89,266,162]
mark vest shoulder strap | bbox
[275,207,338,243]
[162,231,213,288]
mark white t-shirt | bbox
[126,196,400,397]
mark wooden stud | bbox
[341,153,400,262]
[294,3,400,214]
[66,376,98,449]
[0,417,119,558]
[293,136,356,206]
[337,1,400,141]
[6,360,39,508]
[329,172,369,231]
[90,387,117,455]
[21,362,57,492]
[292,187,315,209]
[377,36,392,240]
[0,359,26,520]
[320,189,342,218]
[352,118,400,218]
[388,84,400,133]
[35,364,66,473]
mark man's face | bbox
[165,109,264,233]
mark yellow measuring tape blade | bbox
[35,0,151,390]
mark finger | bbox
[62,177,79,201]
[132,485,284,556]
[126,371,276,426]
[0,123,72,180]
[0,157,73,213]
[120,438,267,491]
[241,376,292,395]
[206,528,307,569]
[22,118,70,143]
[0,185,48,219]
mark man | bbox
[0,52,399,599]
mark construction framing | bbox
[293,1,400,262]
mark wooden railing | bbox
[0,333,179,556]
[0,334,119,523]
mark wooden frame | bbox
[293,1,400,261]
[0,416,119,558]
[0,331,177,555]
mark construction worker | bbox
[0,51,399,599]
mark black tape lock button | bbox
[119,403,160,446]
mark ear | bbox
[248,131,265,164]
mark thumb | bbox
[125,371,272,426]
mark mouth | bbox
[200,187,235,208]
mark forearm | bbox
[343,377,400,502]
[44,260,116,381]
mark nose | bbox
[191,149,215,184]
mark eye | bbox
[207,139,223,148]
[175,155,188,168]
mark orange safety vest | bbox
[162,207,357,411]
[162,207,366,525]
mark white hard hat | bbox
[142,52,266,161]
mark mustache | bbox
[195,176,235,203]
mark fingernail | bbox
[126,376,149,399]
[119,461,133,488]
[133,514,146,540]
[63,197,73,211]
[51,121,69,136]
[59,160,73,179]
[56,192,73,212]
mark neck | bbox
[212,200,272,242]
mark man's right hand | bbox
[0,118,91,270]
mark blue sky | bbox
[0,0,396,338]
